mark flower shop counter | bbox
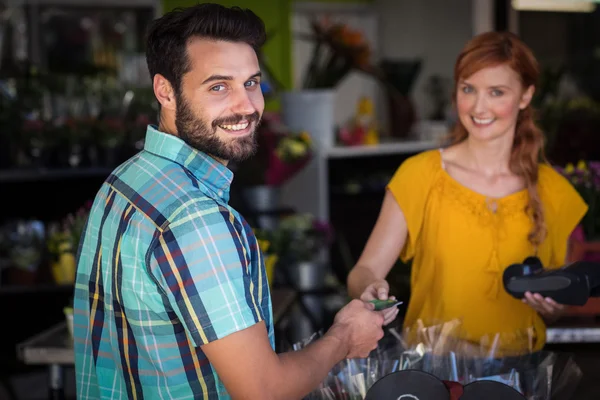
[546,316,600,344]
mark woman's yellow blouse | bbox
[387,150,588,354]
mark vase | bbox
[284,260,327,344]
[51,253,76,285]
[386,89,417,139]
[416,119,450,142]
[379,59,422,139]
[286,260,326,292]
[280,89,336,149]
[240,185,281,231]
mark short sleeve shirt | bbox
[73,125,274,399]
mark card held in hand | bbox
[369,299,403,311]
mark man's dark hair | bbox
[145,3,266,95]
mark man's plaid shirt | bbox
[73,125,274,399]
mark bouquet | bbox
[235,112,312,187]
[556,160,600,239]
[298,18,373,89]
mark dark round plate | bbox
[364,370,451,400]
[461,380,526,400]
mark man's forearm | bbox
[269,330,348,400]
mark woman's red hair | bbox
[448,31,547,247]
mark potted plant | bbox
[281,17,388,148]
[47,204,90,284]
[543,97,600,166]
[269,213,333,291]
[556,160,600,315]
[418,74,451,141]
[93,117,127,167]
[2,220,45,285]
[234,112,313,229]
[296,18,374,90]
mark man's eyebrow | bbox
[201,71,262,85]
[201,74,233,85]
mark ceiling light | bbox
[512,0,597,12]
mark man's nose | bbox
[231,89,256,116]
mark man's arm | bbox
[149,201,383,399]
[204,299,382,400]
[203,321,347,400]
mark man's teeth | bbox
[472,117,494,125]
[219,122,249,131]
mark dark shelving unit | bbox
[0,283,74,294]
[0,167,114,183]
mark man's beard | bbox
[174,93,260,163]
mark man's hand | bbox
[359,279,399,326]
[523,291,566,324]
[201,301,384,400]
[327,299,385,359]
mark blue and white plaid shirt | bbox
[73,125,274,399]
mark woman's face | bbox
[456,64,534,143]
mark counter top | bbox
[18,288,298,366]
[546,317,600,344]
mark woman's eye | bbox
[491,89,504,97]
[461,86,473,94]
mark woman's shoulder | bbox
[388,149,442,191]
[538,162,573,192]
[398,149,442,174]
[537,162,586,213]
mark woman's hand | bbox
[360,279,399,325]
[522,291,566,324]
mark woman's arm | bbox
[347,191,409,300]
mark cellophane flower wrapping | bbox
[294,319,582,400]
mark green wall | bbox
[162,0,292,99]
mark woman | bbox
[347,31,587,355]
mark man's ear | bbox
[519,85,535,110]
[153,74,176,111]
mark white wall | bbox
[374,0,474,121]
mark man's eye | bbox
[245,80,258,87]
[210,84,225,92]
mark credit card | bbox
[369,299,403,311]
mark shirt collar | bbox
[143,125,233,202]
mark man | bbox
[73,3,384,399]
